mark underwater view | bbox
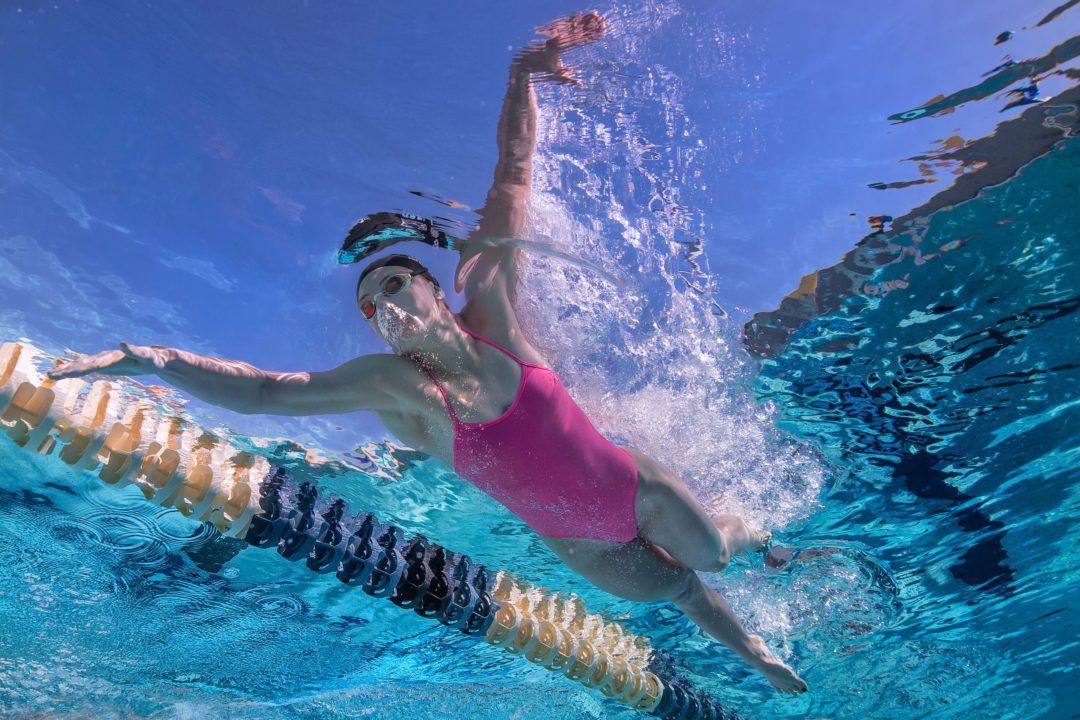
[1,2,1078,719]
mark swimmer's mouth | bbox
[378,305,428,350]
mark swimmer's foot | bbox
[750,528,772,553]
[715,516,772,557]
[765,544,800,571]
[742,634,808,695]
[764,544,840,571]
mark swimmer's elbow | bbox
[234,379,276,415]
[248,361,391,416]
[313,354,401,414]
[243,376,316,416]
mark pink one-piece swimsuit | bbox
[420,325,640,543]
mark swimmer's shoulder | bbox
[344,352,437,414]
[455,310,551,368]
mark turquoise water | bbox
[751,135,1080,719]
[2,2,1079,719]
[3,137,1077,718]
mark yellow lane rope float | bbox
[0,340,735,720]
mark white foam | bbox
[512,4,826,531]
[376,302,428,354]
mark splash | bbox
[376,302,428,353]
[514,3,826,531]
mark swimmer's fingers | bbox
[536,11,606,48]
[519,11,605,83]
[48,349,132,380]
[549,66,582,87]
[518,45,585,87]
[47,343,167,380]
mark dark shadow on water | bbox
[880,449,1015,593]
[746,80,1079,604]
[181,535,249,574]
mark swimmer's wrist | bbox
[151,349,173,371]
[153,347,182,373]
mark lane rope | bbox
[0,340,736,720]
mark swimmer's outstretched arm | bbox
[455,12,605,307]
[47,343,397,416]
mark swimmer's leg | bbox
[669,572,808,694]
[543,536,807,694]
[623,447,768,573]
[713,515,772,557]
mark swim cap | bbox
[356,253,442,297]
[338,212,457,265]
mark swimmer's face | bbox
[357,267,444,353]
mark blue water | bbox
[1,2,1078,719]
[750,135,1080,718]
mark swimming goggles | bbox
[358,270,426,319]
[338,212,458,265]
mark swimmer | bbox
[49,11,806,694]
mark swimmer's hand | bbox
[46,345,384,417]
[516,11,606,86]
[47,343,174,380]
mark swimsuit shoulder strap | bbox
[419,365,461,424]
[458,323,537,367]
[422,323,540,425]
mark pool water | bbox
[748,133,1080,719]
[1,2,1078,719]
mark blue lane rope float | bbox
[0,340,736,720]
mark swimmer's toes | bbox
[765,544,797,571]
[785,673,809,694]
[747,636,806,694]
[768,666,808,695]
[754,528,772,552]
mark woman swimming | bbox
[48,12,807,695]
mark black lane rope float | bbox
[0,341,737,720]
